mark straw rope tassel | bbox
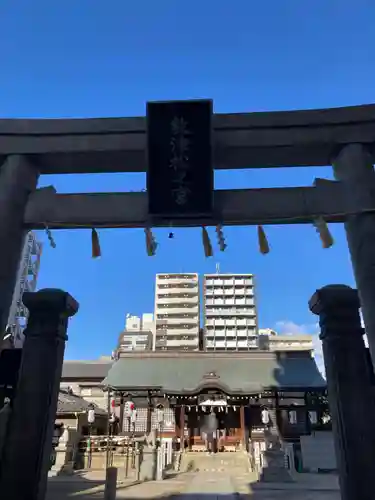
[144,228,157,256]
[216,224,227,251]
[201,227,213,257]
[145,228,153,256]
[313,218,334,249]
[91,228,101,258]
[257,225,270,254]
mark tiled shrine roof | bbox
[103,351,326,394]
[57,389,107,415]
[61,359,113,380]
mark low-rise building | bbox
[119,313,154,352]
[117,330,153,352]
[60,357,113,411]
[259,334,314,352]
[125,313,154,332]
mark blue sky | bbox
[1,1,373,363]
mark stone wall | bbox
[300,431,336,471]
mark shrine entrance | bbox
[1,100,375,499]
[186,392,242,452]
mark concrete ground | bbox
[46,453,341,499]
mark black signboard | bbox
[147,99,213,219]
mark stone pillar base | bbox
[259,449,294,483]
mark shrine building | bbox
[103,350,326,452]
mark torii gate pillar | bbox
[0,289,78,500]
[333,144,375,364]
[0,155,39,336]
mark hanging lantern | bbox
[261,408,270,424]
[289,410,297,424]
[308,411,318,424]
[87,408,95,425]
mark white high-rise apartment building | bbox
[203,274,258,351]
[154,273,200,351]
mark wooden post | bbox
[274,391,280,437]
[303,392,311,435]
[119,394,125,434]
[104,467,117,500]
[239,405,245,449]
[146,392,152,435]
[179,405,185,452]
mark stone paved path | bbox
[46,452,341,499]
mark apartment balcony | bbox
[236,318,257,327]
[234,278,254,286]
[166,339,199,347]
[156,317,198,325]
[236,329,258,337]
[222,299,255,306]
[158,286,198,295]
[205,299,255,310]
[205,319,239,327]
[205,327,257,337]
[157,277,198,286]
[157,296,199,305]
[156,306,199,315]
[205,339,258,350]
[205,313,257,321]
[205,276,253,285]
[157,327,199,336]
[205,279,224,286]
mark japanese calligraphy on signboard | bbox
[147,99,213,219]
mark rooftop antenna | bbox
[216,263,220,274]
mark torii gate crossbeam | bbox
[24,181,359,229]
[0,103,375,368]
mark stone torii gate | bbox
[1,101,375,357]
